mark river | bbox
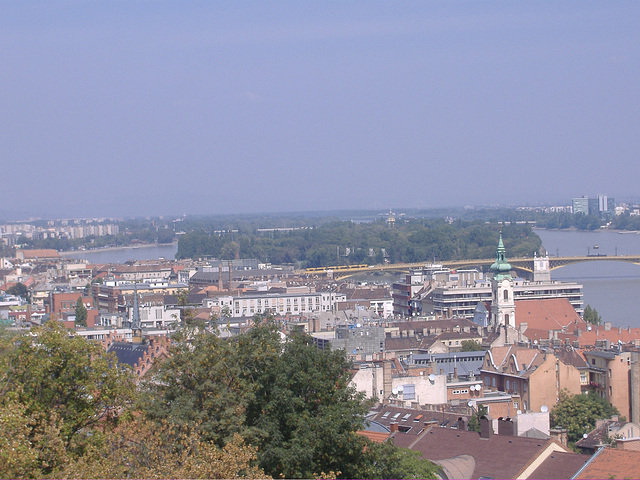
[534,229,640,329]
[60,243,179,264]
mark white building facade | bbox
[204,291,347,318]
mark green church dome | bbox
[490,233,511,277]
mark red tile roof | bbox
[575,447,640,479]
[515,297,585,332]
[558,325,640,347]
[357,430,390,444]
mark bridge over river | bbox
[305,255,640,280]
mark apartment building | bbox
[426,278,583,320]
[480,345,584,413]
[583,350,639,423]
[203,290,346,318]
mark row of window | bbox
[483,375,527,394]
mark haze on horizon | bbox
[1,2,639,220]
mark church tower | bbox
[490,233,515,338]
[532,251,551,282]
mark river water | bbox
[59,229,640,328]
[60,243,179,264]
[534,229,640,328]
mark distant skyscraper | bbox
[572,197,589,215]
[572,195,615,216]
[598,194,608,212]
[597,194,615,214]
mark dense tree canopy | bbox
[140,318,437,479]
[550,391,621,446]
[0,323,134,476]
[2,323,136,446]
[0,324,268,479]
[1,320,438,479]
[176,218,541,267]
[6,281,28,299]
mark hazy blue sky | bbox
[1,2,638,219]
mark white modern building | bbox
[203,290,347,318]
[128,304,181,329]
[426,277,583,320]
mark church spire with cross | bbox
[489,231,516,342]
[489,231,512,280]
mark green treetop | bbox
[550,391,621,446]
[74,297,87,327]
[583,305,602,325]
[140,317,438,479]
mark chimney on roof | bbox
[479,415,493,439]
[457,416,467,431]
[390,422,398,433]
[615,438,640,450]
[498,417,517,436]
[549,427,568,447]
[480,415,493,438]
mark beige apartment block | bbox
[481,346,583,413]
[583,350,634,421]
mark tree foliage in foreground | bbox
[60,419,266,479]
[140,318,438,479]
[0,320,437,479]
[2,322,135,447]
[0,324,267,479]
[361,441,440,480]
[550,391,621,446]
